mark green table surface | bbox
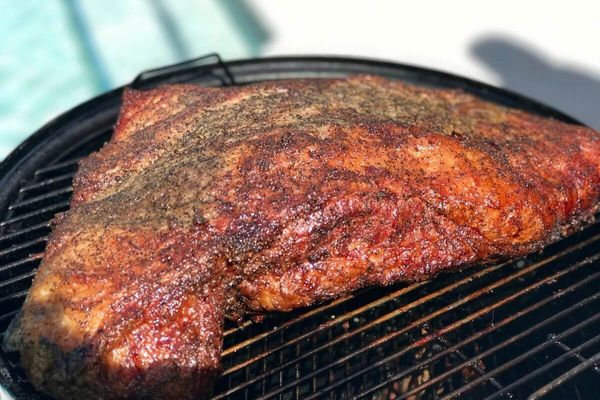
[0,0,268,160]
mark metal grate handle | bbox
[131,52,236,88]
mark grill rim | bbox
[0,54,594,400]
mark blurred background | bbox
[2,0,600,159]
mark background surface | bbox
[2,0,599,159]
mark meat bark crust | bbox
[5,76,600,399]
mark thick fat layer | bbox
[7,76,600,400]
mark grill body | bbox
[0,56,598,400]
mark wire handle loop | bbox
[131,53,235,88]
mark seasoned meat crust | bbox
[5,76,600,399]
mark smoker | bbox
[0,55,598,399]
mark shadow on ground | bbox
[471,36,600,129]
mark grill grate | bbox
[0,56,598,400]
[213,226,600,400]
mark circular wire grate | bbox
[0,55,598,400]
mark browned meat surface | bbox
[4,76,600,400]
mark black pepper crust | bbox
[5,75,600,399]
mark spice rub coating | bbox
[6,76,600,399]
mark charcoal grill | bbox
[0,55,599,400]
